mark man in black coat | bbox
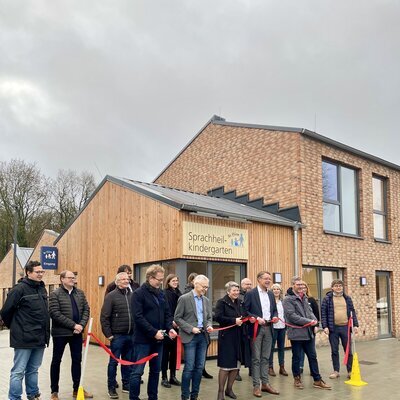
[105,265,140,297]
[244,271,279,397]
[1,261,50,400]
[129,265,177,400]
[49,270,91,399]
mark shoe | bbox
[122,385,129,393]
[261,384,279,395]
[161,379,171,388]
[73,390,94,398]
[108,388,119,399]
[294,376,304,389]
[268,367,276,376]
[313,379,332,390]
[225,389,237,399]
[347,372,351,379]
[279,365,288,376]
[50,393,59,400]
[253,387,262,398]
[235,373,242,381]
[28,395,41,400]
[202,370,213,379]
[169,376,181,386]
[329,371,340,379]
[115,382,119,389]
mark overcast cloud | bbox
[1,0,399,183]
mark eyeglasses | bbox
[151,276,164,283]
[32,270,46,274]
[64,276,76,279]
[198,284,209,290]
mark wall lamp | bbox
[98,275,105,286]
[360,276,367,286]
[273,273,282,284]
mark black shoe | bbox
[115,382,119,388]
[108,388,119,399]
[161,379,171,388]
[225,389,237,399]
[169,376,181,386]
[122,385,129,393]
[235,373,242,381]
[202,370,213,379]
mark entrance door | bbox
[376,271,391,338]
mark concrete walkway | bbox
[0,330,397,400]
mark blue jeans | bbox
[290,339,321,381]
[269,328,286,368]
[129,342,163,400]
[107,334,133,389]
[9,347,45,400]
[181,333,208,399]
[329,325,352,372]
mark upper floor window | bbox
[322,160,359,235]
[372,176,388,240]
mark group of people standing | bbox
[0,261,359,400]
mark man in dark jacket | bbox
[129,264,177,400]
[283,277,331,390]
[1,260,50,400]
[49,270,91,399]
[321,279,359,379]
[244,271,279,397]
[100,272,133,399]
[104,265,139,297]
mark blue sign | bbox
[41,246,58,270]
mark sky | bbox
[1,0,399,184]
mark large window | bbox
[372,176,388,240]
[322,160,359,235]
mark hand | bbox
[270,317,279,324]
[353,327,359,334]
[154,330,164,340]
[169,329,177,339]
[257,317,266,325]
[107,336,114,341]
[235,318,243,326]
[206,326,213,333]
[172,321,178,329]
[323,328,329,335]
[310,320,318,326]
[192,327,201,334]
[313,326,319,334]
[74,324,83,333]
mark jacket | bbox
[100,287,133,338]
[283,291,316,341]
[49,286,90,337]
[1,277,50,348]
[131,283,173,344]
[321,291,359,332]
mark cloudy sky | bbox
[1,0,399,183]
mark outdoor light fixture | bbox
[360,276,367,286]
[273,273,282,284]
[98,275,105,286]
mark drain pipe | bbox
[293,223,300,277]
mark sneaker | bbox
[122,385,129,393]
[50,393,59,400]
[294,376,304,389]
[313,379,332,390]
[108,388,119,399]
[329,371,340,379]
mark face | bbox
[272,287,281,298]
[117,273,130,289]
[194,280,209,296]
[293,280,305,294]
[149,272,164,289]
[332,282,343,294]
[257,273,272,290]
[61,271,76,289]
[241,279,252,292]
[228,286,240,299]
[168,277,179,289]
[124,269,133,280]
[302,284,308,295]
[27,266,46,282]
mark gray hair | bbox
[193,274,209,285]
[291,276,302,285]
[115,272,128,284]
[225,281,240,293]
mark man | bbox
[283,277,331,390]
[49,270,92,399]
[174,275,213,400]
[129,265,177,400]
[321,279,359,379]
[105,265,139,296]
[100,272,134,399]
[1,261,50,400]
[244,271,279,397]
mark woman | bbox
[215,281,249,400]
[161,274,182,388]
[268,283,288,376]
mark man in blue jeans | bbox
[1,261,50,400]
[101,271,135,399]
[129,265,177,400]
[174,275,213,400]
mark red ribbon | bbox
[278,317,316,329]
[89,333,158,365]
[343,316,352,365]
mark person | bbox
[49,270,92,400]
[161,274,182,388]
[100,272,134,399]
[105,265,139,296]
[215,281,250,400]
[321,279,359,379]
[174,274,213,400]
[129,264,177,400]
[268,283,288,377]
[1,261,50,400]
[244,271,279,397]
[283,277,331,390]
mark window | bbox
[322,160,359,235]
[372,176,388,240]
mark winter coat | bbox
[1,278,50,348]
[49,286,90,337]
[164,287,182,316]
[321,291,359,332]
[100,287,133,338]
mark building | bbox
[155,115,400,340]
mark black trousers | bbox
[161,336,177,378]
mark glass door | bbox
[376,271,392,338]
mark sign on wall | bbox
[183,222,248,260]
[40,246,58,270]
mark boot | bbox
[217,369,229,400]
[279,365,288,376]
[224,370,238,399]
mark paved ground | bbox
[0,329,397,400]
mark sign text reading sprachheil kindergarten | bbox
[183,221,248,260]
